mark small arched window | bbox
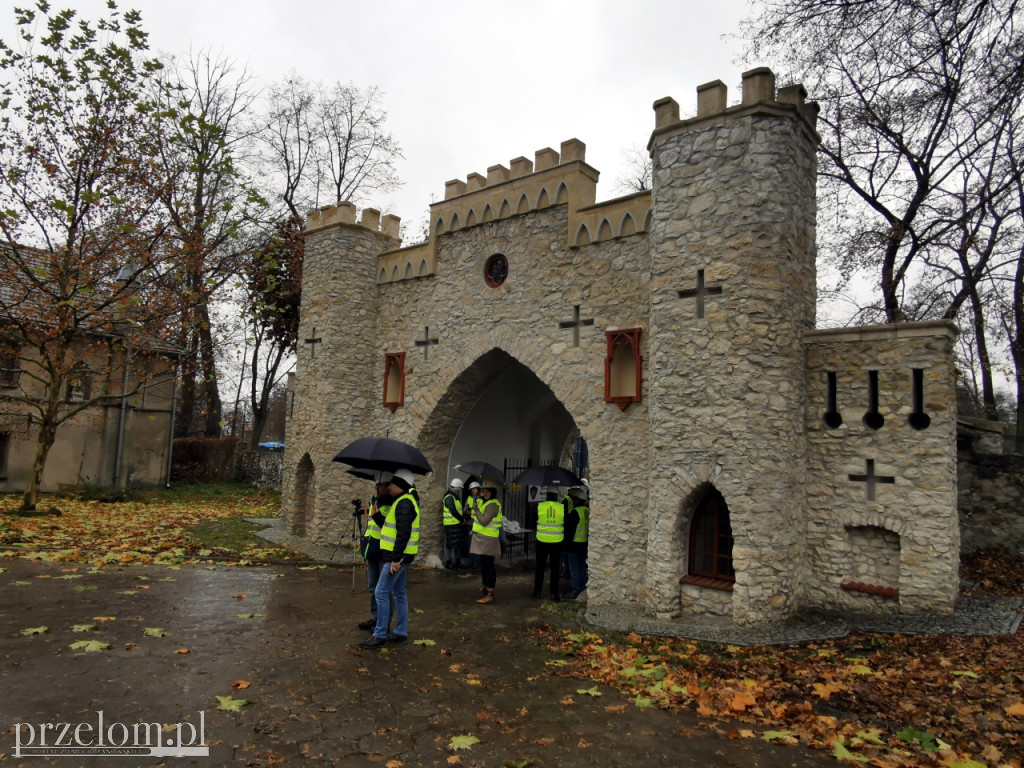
[687,488,735,587]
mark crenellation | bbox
[742,66,776,103]
[535,147,559,170]
[444,179,467,200]
[360,208,381,230]
[559,138,586,163]
[695,82,727,117]
[486,164,510,185]
[654,96,681,127]
[466,172,486,192]
[508,156,532,178]
[381,214,401,239]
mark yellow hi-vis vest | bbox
[573,505,590,543]
[442,493,462,526]
[367,503,389,540]
[472,498,502,538]
[535,500,565,543]
[380,494,420,555]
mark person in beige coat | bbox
[469,484,502,604]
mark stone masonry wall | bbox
[803,323,959,614]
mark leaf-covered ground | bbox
[0,485,308,565]
[542,548,1024,768]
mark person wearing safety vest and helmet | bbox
[533,491,565,601]
[469,483,502,604]
[360,468,420,649]
[442,477,467,569]
[463,481,483,569]
[565,481,590,599]
[358,474,396,631]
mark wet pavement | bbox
[0,557,839,767]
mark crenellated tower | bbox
[645,68,821,624]
[282,203,401,540]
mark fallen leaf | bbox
[233,594,246,599]
[576,686,602,697]
[69,640,111,652]
[143,627,167,637]
[174,648,190,654]
[1005,701,1024,717]
[832,740,869,763]
[71,624,98,633]
[215,695,250,712]
[730,691,757,712]
[414,639,436,646]
[21,626,49,636]
[448,734,479,751]
[232,680,251,690]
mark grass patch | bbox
[185,515,281,554]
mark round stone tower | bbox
[282,204,401,541]
[644,68,821,623]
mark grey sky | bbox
[2,0,756,236]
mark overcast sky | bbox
[2,0,758,235]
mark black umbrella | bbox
[512,465,582,488]
[346,467,388,482]
[453,461,506,485]
[332,436,432,475]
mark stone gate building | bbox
[283,68,959,626]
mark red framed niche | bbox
[604,327,642,411]
[383,352,406,413]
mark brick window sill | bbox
[841,580,898,598]
[680,574,734,592]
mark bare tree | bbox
[613,144,653,195]
[260,74,403,217]
[744,0,1024,436]
[151,48,267,438]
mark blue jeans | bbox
[568,548,588,596]
[372,562,409,639]
[366,556,395,623]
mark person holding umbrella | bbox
[470,483,502,604]
[533,490,565,601]
[442,477,467,569]
[358,474,395,632]
[360,468,421,649]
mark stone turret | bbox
[645,68,821,624]
[282,203,401,539]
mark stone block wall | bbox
[803,322,959,614]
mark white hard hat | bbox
[392,468,415,486]
[581,479,590,489]
[449,477,464,489]
[468,481,481,490]
[376,472,393,484]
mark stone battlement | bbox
[305,201,402,240]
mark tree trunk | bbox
[195,302,222,438]
[966,287,1000,421]
[21,377,63,512]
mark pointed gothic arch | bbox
[620,212,637,236]
[465,208,478,227]
[516,194,530,214]
[498,198,512,218]
[536,187,550,208]
[596,218,614,241]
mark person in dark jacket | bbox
[360,468,421,649]
[358,475,395,631]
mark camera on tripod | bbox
[350,498,364,517]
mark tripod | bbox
[330,498,366,562]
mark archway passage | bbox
[419,348,582,549]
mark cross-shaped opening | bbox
[414,326,439,360]
[558,305,594,347]
[848,458,895,501]
[677,269,723,319]
[304,327,324,358]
